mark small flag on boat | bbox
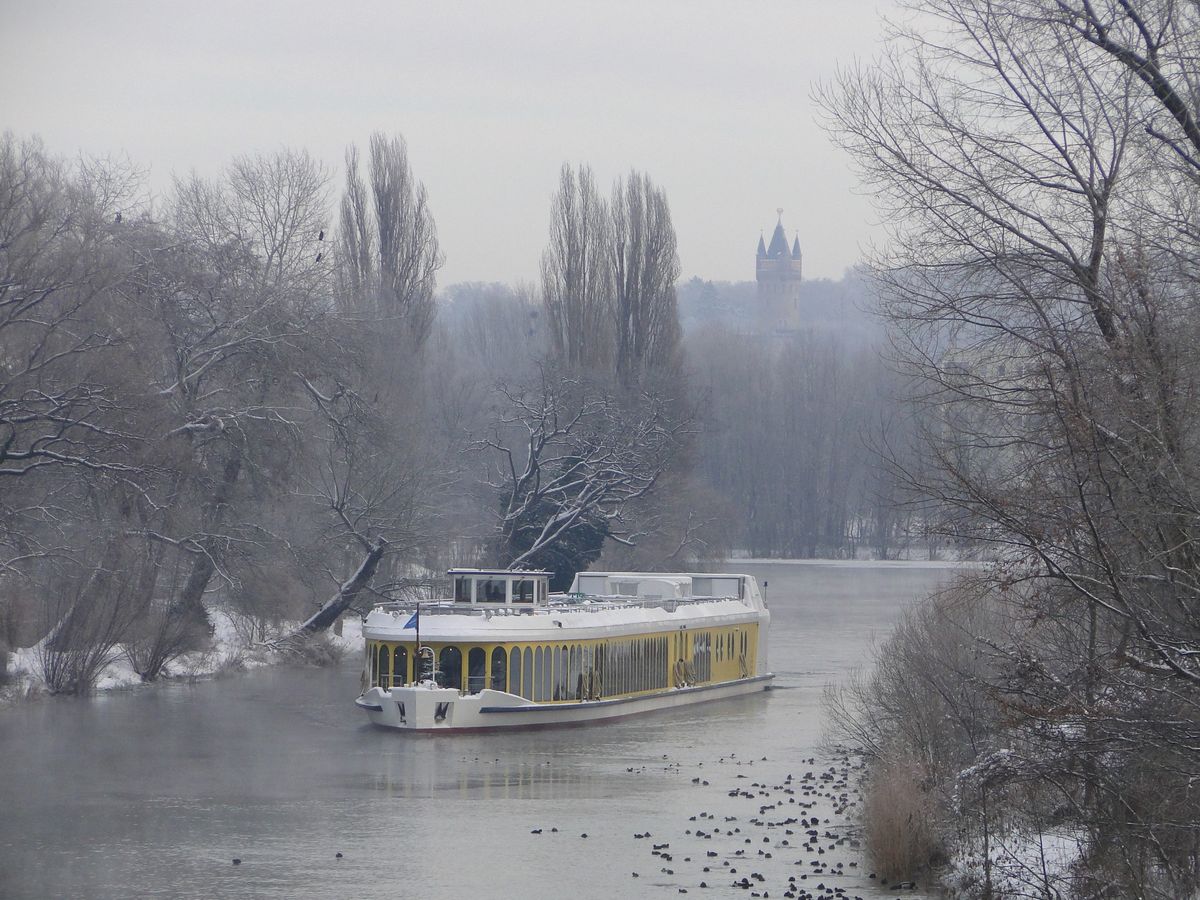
[403,610,418,629]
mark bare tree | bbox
[592,470,734,571]
[0,134,151,688]
[541,164,613,371]
[281,374,424,640]
[820,0,1200,893]
[611,170,681,386]
[337,133,441,349]
[116,149,332,678]
[475,367,687,587]
[1054,1,1200,173]
[0,134,440,686]
[0,135,137,508]
[688,325,912,559]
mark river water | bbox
[0,561,956,900]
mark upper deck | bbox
[362,569,767,642]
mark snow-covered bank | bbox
[1,611,364,705]
[943,829,1085,899]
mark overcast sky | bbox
[1,0,894,286]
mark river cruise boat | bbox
[355,568,772,731]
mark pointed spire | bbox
[766,209,790,258]
[757,233,767,258]
[792,235,801,259]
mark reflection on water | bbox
[361,755,599,799]
[0,562,954,899]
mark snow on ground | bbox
[943,828,1085,899]
[1,610,364,705]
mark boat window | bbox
[394,645,408,686]
[533,646,545,701]
[478,578,506,603]
[634,640,640,692]
[691,632,711,683]
[649,638,656,690]
[509,646,522,697]
[454,576,472,603]
[491,647,507,692]
[439,646,462,691]
[692,577,712,596]
[615,580,639,596]
[560,644,569,700]
[513,579,536,603]
[661,636,668,688]
[468,647,487,693]
[552,646,562,700]
[541,646,552,702]
[379,644,392,689]
[711,577,741,598]
[522,647,534,699]
[577,575,607,595]
[653,638,659,690]
[370,641,379,685]
[583,643,592,700]
[636,639,644,692]
[569,644,580,700]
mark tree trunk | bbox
[165,450,244,643]
[292,538,387,636]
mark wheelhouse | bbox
[449,568,551,606]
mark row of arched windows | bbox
[368,626,758,698]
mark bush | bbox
[287,632,344,667]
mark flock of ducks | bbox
[525,749,922,900]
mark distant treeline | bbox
[445,276,937,563]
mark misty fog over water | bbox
[0,562,951,900]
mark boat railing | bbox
[368,594,741,618]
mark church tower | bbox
[755,209,803,330]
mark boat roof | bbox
[447,567,551,577]
[363,597,758,641]
[576,571,753,580]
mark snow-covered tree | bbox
[476,367,687,589]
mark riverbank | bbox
[3,560,970,708]
[1,611,364,706]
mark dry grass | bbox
[863,754,942,882]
